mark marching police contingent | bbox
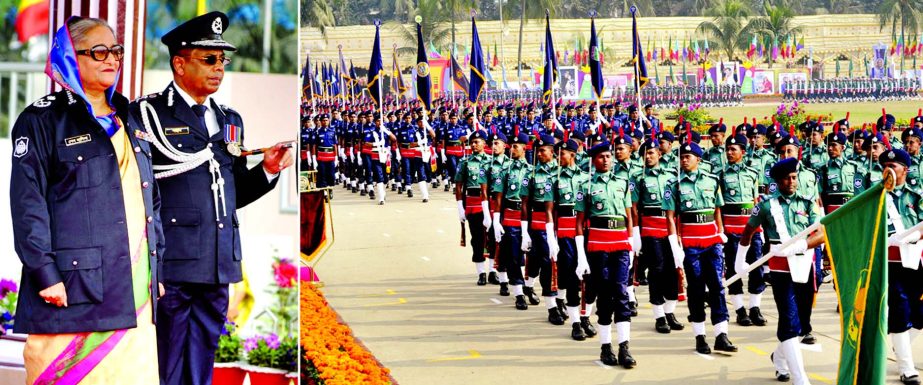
[783,77,921,103]
[301,96,923,384]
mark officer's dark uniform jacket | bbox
[10,90,164,334]
[129,83,278,285]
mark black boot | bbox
[901,374,922,385]
[548,309,565,325]
[488,271,500,285]
[695,335,712,354]
[555,298,567,320]
[444,184,450,192]
[666,313,685,330]
[352,185,358,193]
[736,307,752,326]
[771,353,791,381]
[749,306,767,326]
[714,333,738,352]
[360,187,367,196]
[618,341,637,369]
[392,184,398,192]
[571,323,586,341]
[800,333,816,345]
[655,317,671,334]
[600,344,618,366]
[477,273,487,286]
[369,189,375,200]
[628,301,638,317]
[407,188,413,198]
[580,316,597,337]
[514,295,528,310]
[499,282,510,296]
[524,286,541,305]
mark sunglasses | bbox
[183,55,232,66]
[76,44,125,61]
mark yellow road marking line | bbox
[745,346,768,355]
[808,373,833,384]
[428,350,481,362]
[359,289,397,298]
[361,298,407,307]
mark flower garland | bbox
[300,281,392,385]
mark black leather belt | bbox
[399,143,416,149]
[446,140,462,146]
[641,207,666,217]
[722,203,754,216]
[502,199,523,210]
[465,188,481,197]
[588,216,627,229]
[823,194,852,205]
[680,211,716,223]
[317,146,334,152]
[557,206,576,217]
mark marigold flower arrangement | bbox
[300,281,392,385]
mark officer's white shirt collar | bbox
[172,82,220,137]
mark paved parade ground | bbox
[312,186,921,385]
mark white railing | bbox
[0,62,46,137]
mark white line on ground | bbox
[383,233,391,238]
[421,257,431,261]
[695,352,716,361]
[594,360,612,369]
[489,298,502,304]
[436,229,445,234]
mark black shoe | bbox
[352,186,358,193]
[360,188,367,196]
[655,317,671,334]
[638,278,648,286]
[618,341,637,369]
[515,295,528,310]
[628,301,638,317]
[369,190,375,200]
[407,189,413,198]
[499,283,510,296]
[378,200,384,205]
[392,184,397,192]
[571,323,587,341]
[524,286,541,305]
[600,343,618,366]
[548,309,565,325]
[580,316,597,337]
[422,198,429,203]
[432,181,438,188]
[444,184,450,192]
[666,313,685,330]
[901,374,922,385]
[477,273,487,286]
[800,333,816,345]
[488,272,500,285]
[750,307,767,326]
[775,370,791,382]
[714,333,738,352]
[695,335,712,354]
[555,298,567,320]
[736,308,752,326]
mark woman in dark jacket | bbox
[9,16,163,384]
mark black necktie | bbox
[191,104,208,131]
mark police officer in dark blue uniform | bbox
[129,12,293,385]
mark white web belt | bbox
[139,101,227,220]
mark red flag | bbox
[15,0,50,43]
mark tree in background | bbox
[696,0,756,61]
[390,0,453,57]
[877,0,923,54]
[748,2,802,67]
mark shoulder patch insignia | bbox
[664,188,672,201]
[32,98,51,108]
[752,205,760,216]
[854,179,863,188]
[13,137,29,158]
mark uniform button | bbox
[147,216,153,223]
[218,223,225,229]
[77,156,83,161]
[178,143,183,148]
[208,143,213,148]
[134,146,141,153]
[151,250,157,256]
[142,181,150,188]
[171,218,177,223]
[72,260,78,266]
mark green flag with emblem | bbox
[821,182,888,385]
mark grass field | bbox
[656,99,923,128]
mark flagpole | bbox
[632,7,651,131]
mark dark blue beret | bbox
[679,142,703,158]
[555,139,579,153]
[881,149,911,167]
[535,133,555,148]
[877,114,896,131]
[770,157,799,181]
[725,133,749,148]
[587,141,612,158]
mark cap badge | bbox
[212,17,223,34]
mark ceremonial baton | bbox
[239,140,296,157]
[723,222,822,288]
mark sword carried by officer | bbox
[724,222,822,287]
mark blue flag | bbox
[367,23,384,107]
[631,7,649,89]
[415,22,432,112]
[542,12,558,108]
[589,17,604,99]
[350,60,360,96]
[301,54,312,101]
[450,53,470,98]
[468,17,486,105]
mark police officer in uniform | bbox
[311,113,338,191]
[739,157,826,384]
[800,120,827,171]
[704,120,728,172]
[903,126,923,192]
[524,134,564,323]
[455,129,493,285]
[486,130,511,285]
[130,12,293,385]
[494,129,534,309]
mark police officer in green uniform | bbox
[902,127,923,192]
[455,129,493,285]
[857,132,887,194]
[819,127,861,215]
[575,140,637,368]
[611,129,641,316]
[704,120,728,172]
[719,129,766,327]
[494,130,534,309]
[632,136,685,333]
[658,131,677,166]
[800,120,828,171]
[746,123,777,198]
[665,140,738,355]
[879,113,903,150]
[738,157,826,384]
[486,130,512,285]
[553,137,596,340]
[523,134,563,323]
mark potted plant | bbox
[245,333,296,385]
[213,320,246,385]
[0,278,18,335]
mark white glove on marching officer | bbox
[492,213,504,239]
[575,235,590,277]
[396,151,402,162]
[668,234,685,267]
[520,221,532,251]
[312,155,318,167]
[546,222,559,262]
[631,226,642,254]
[889,230,922,247]
[719,233,729,244]
[481,201,492,229]
[781,239,808,256]
[440,148,447,163]
[456,200,466,223]
[735,243,750,276]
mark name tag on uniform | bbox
[64,134,91,146]
[134,130,152,142]
[165,126,190,136]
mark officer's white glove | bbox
[396,151,402,162]
[456,200,466,223]
[348,148,355,161]
[305,152,313,167]
[481,201,492,229]
[357,155,363,166]
[889,230,922,247]
[719,233,729,244]
[668,234,685,268]
[575,235,590,277]
[521,221,532,252]
[441,148,447,162]
[492,212,504,239]
[312,155,318,167]
[545,222,559,262]
[735,243,750,275]
[631,226,643,253]
[334,156,339,168]
[782,238,808,256]
[339,147,346,159]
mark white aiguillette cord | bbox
[139,100,227,220]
